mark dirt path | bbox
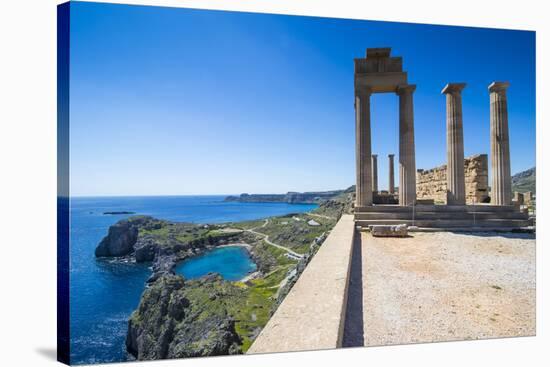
[357,231,535,346]
[306,212,336,220]
[247,219,303,259]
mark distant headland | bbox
[224,187,354,204]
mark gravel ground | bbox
[360,231,535,346]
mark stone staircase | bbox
[354,204,532,230]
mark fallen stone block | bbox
[370,224,408,237]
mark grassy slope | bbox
[512,167,536,194]
[253,214,336,254]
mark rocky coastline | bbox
[94,192,351,360]
[95,216,248,282]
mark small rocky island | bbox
[95,193,353,360]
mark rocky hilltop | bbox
[512,167,536,194]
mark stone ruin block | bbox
[370,224,408,237]
[524,191,534,206]
[513,192,524,206]
[416,154,489,204]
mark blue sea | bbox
[69,196,316,365]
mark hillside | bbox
[224,189,346,204]
[512,167,536,194]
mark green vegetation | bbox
[138,221,241,250]
[122,196,354,359]
[128,274,244,359]
[230,219,266,230]
[128,262,296,356]
[232,277,279,351]
[254,214,336,254]
[311,185,355,218]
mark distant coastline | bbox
[224,187,353,204]
[92,195,348,361]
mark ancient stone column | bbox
[371,154,378,192]
[397,84,417,206]
[489,82,512,206]
[442,83,466,205]
[388,154,395,194]
[355,87,373,207]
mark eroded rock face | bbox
[95,220,139,257]
[134,237,157,262]
[95,216,162,258]
[126,274,242,360]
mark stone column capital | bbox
[355,86,373,97]
[488,81,510,94]
[441,83,466,95]
[388,153,395,158]
[396,84,416,95]
[371,154,378,158]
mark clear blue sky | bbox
[69,1,535,196]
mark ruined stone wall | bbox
[416,154,489,204]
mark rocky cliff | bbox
[95,216,149,257]
[512,167,536,194]
[126,274,243,360]
[312,185,355,218]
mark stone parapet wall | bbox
[247,215,356,354]
[416,154,489,204]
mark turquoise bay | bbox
[176,246,256,281]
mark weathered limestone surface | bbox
[388,154,395,194]
[247,215,356,354]
[398,84,417,206]
[354,48,407,93]
[489,82,512,205]
[513,192,524,206]
[416,154,489,204]
[371,154,378,192]
[355,88,373,207]
[442,83,467,205]
[354,48,415,207]
[370,224,408,237]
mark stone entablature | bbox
[354,48,403,74]
[416,154,489,204]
